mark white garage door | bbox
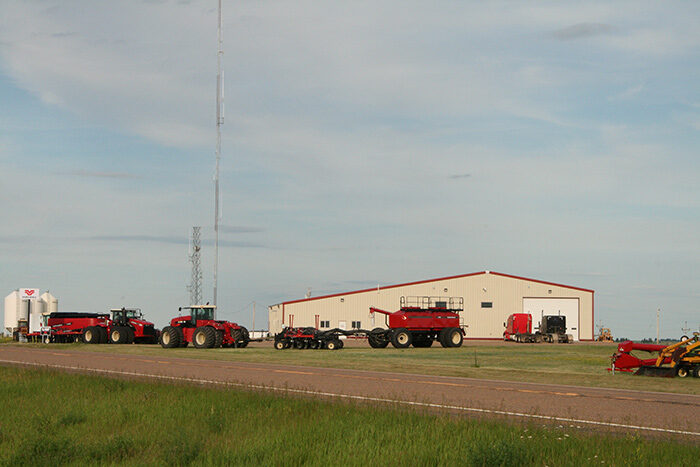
[523,298,579,341]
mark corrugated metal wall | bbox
[267,272,594,340]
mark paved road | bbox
[1,346,698,440]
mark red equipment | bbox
[610,334,700,377]
[368,296,465,348]
[42,312,110,343]
[503,313,532,341]
[159,305,250,349]
[503,313,573,343]
[108,308,159,344]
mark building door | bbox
[522,298,579,341]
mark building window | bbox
[481,302,493,309]
[351,321,361,329]
[320,320,330,328]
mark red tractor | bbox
[108,308,159,344]
[159,305,250,349]
[368,296,465,348]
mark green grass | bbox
[7,341,699,395]
[0,366,696,466]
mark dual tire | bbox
[390,328,412,349]
[82,326,105,344]
[193,326,217,349]
[109,326,134,344]
[439,328,464,348]
[160,326,182,348]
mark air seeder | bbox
[368,296,465,348]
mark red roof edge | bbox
[488,271,595,293]
[282,271,593,305]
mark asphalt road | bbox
[1,346,698,440]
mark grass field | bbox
[0,366,697,466]
[6,341,699,395]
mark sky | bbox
[1,1,698,338]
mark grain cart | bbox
[503,313,573,343]
[273,326,368,350]
[610,333,700,377]
[108,307,159,344]
[159,305,250,349]
[40,312,111,343]
[368,296,465,348]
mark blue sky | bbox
[1,1,698,338]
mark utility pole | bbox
[213,0,224,313]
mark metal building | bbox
[268,271,594,340]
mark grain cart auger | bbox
[160,305,250,349]
[368,296,465,348]
[610,332,700,378]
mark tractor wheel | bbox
[692,366,700,378]
[98,327,108,344]
[274,340,286,350]
[309,340,320,349]
[193,326,217,348]
[214,330,224,348]
[109,327,128,344]
[83,327,100,344]
[445,328,463,348]
[293,339,305,349]
[160,326,181,348]
[390,328,412,349]
[676,366,690,378]
[368,328,390,348]
[337,339,344,349]
[126,327,135,344]
[237,327,250,347]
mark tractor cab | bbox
[110,308,143,326]
[175,305,216,326]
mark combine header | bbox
[610,333,700,377]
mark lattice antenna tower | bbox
[188,226,203,305]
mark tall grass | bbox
[0,366,696,466]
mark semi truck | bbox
[503,313,573,343]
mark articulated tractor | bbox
[160,305,250,349]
